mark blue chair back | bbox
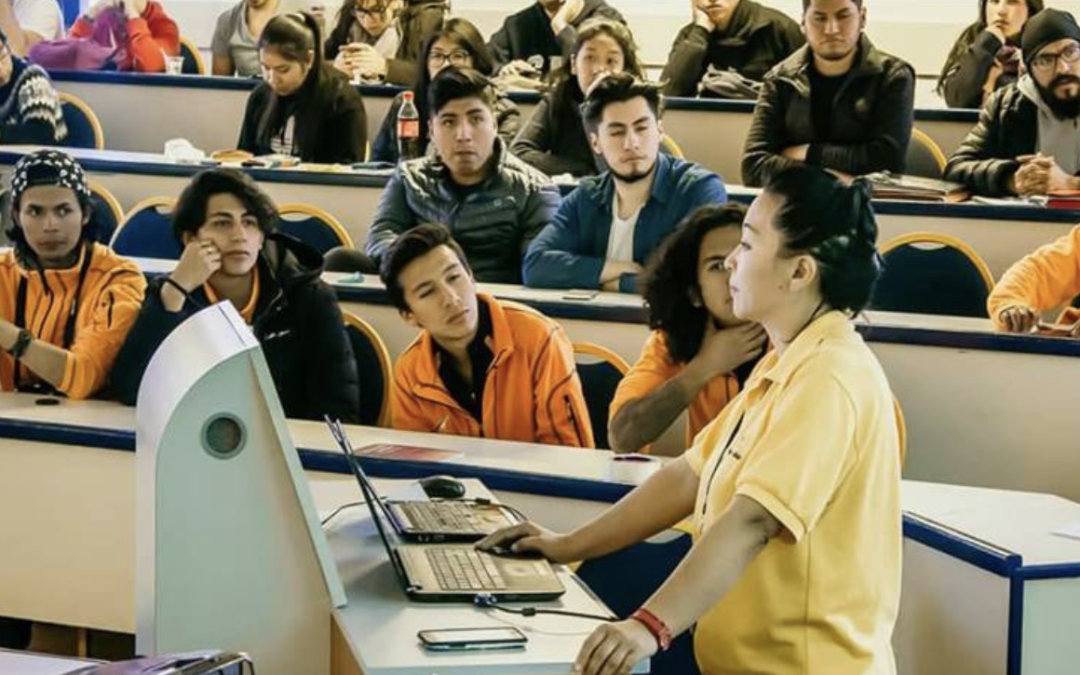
[576,533,699,675]
[343,313,391,426]
[59,94,103,150]
[872,235,994,318]
[905,129,947,179]
[277,205,352,256]
[573,344,629,450]
[110,198,182,260]
[88,185,122,244]
[179,38,206,74]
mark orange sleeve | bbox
[127,7,179,73]
[59,264,147,400]
[535,326,595,448]
[988,226,1080,328]
[389,359,434,433]
[608,330,678,425]
[69,17,92,38]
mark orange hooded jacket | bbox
[988,225,1080,329]
[0,243,146,399]
[391,294,595,447]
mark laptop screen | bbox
[324,417,414,589]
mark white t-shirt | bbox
[14,0,64,41]
[606,195,641,263]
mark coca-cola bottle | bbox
[397,91,423,161]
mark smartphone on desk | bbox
[562,289,599,301]
[418,627,527,652]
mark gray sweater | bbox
[364,140,563,284]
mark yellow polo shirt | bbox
[684,311,901,675]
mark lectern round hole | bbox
[202,414,246,460]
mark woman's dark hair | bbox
[172,169,278,243]
[937,0,1044,93]
[547,19,644,133]
[764,165,882,315]
[254,12,334,157]
[412,18,493,147]
[380,223,471,311]
[640,203,747,365]
[328,0,392,56]
[6,191,97,265]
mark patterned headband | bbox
[9,150,91,206]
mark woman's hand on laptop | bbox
[476,522,578,563]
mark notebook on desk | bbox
[325,418,565,602]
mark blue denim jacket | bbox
[522,154,727,293]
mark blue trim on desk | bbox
[857,322,1080,358]
[298,448,632,503]
[0,416,631,503]
[0,151,392,189]
[1008,575,1024,675]
[902,516,1021,576]
[727,190,1080,223]
[1015,562,1080,579]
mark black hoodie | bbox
[110,233,361,423]
[661,0,805,97]
[488,0,625,76]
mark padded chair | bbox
[276,204,354,255]
[905,128,947,179]
[343,311,393,427]
[88,183,123,244]
[59,92,104,150]
[660,135,686,159]
[110,197,182,260]
[576,532,699,675]
[572,342,630,450]
[178,37,207,74]
[871,232,995,318]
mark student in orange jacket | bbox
[70,0,180,72]
[0,149,146,399]
[382,223,594,447]
[608,203,766,454]
[988,224,1080,334]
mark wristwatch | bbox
[8,328,33,359]
[630,608,672,652]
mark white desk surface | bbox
[324,481,647,675]
[0,649,97,675]
[903,481,1080,567]
[0,393,661,489]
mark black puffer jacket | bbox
[943,83,1040,196]
[661,0,805,97]
[741,35,915,187]
[111,234,361,423]
[488,0,624,76]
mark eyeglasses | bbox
[1031,43,1080,73]
[427,50,472,68]
[353,4,390,18]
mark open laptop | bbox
[325,423,520,542]
[326,419,565,603]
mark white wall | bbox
[163,0,1080,75]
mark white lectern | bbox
[135,302,345,675]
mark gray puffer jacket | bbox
[364,140,562,284]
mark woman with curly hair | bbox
[607,203,765,454]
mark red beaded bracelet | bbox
[630,608,672,652]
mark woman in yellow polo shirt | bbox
[479,164,902,675]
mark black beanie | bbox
[1022,9,1080,70]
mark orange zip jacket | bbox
[988,225,1080,329]
[0,243,147,399]
[609,329,739,450]
[70,2,180,73]
[391,294,595,447]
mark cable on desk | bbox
[321,501,366,527]
[474,593,617,622]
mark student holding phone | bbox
[326,0,447,85]
[482,165,903,675]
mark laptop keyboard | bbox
[402,501,486,533]
[426,548,508,591]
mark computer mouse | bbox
[485,545,543,560]
[419,474,466,499]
